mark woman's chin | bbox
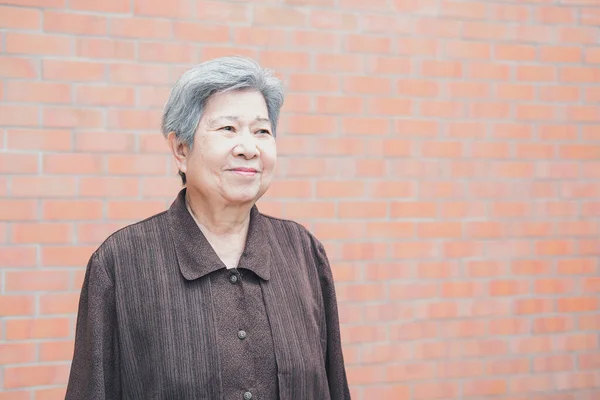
[222,186,266,205]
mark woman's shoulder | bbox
[258,212,326,255]
[93,210,170,261]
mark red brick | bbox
[234,27,286,48]
[255,5,305,27]
[339,202,387,219]
[43,153,103,175]
[260,51,310,70]
[284,202,335,219]
[70,0,129,12]
[559,26,598,44]
[287,115,337,135]
[343,76,391,95]
[467,62,510,80]
[0,6,40,30]
[0,246,37,267]
[557,297,598,312]
[368,97,411,115]
[468,102,510,119]
[392,242,436,259]
[537,6,576,23]
[1,56,37,79]
[0,153,38,174]
[6,270,70,292]
[39,293,81,315]
[38,341,74,362]
[397,37,438,56]
[345,35,391,54]
[6,318,71,340]
[311,10,357,30]
[79,177,139,198]
[561,66,600,83]
[44,11,106,35]
[41,245,96,267]
[316,96,363,115]
[109,63,170,84]
[109,110,161,131]
[441,0,487,19]
[580,353,600,370]
[1,0,64,6]
[341,117,390,136]
[413,382,459,399]
[512,376,556,394]
[139,42,195,63]
[464,379,507,397]
[515,25,555,43]
[4,364,70,388]
[12,176,77,197]
[77,85,135,107]
[11,223,72,245]
[36,387,68,400]
[43,107,103,128]
[463,21,510,40]
[0,342,36,364]
[313,222,363,241]
[6,81,71,104]
[7,129,71,151]
[288,73,339,93]
[134,0,192,17]
[6,32,71,56]
[362,385,409,399]
[0,295,36,317]
[316,54,363,73]
[0,200,38,221]
[43,60,105,82]
[363,14,412,35]
[0,104,39,126]
[42,200,103,220]
[518,65,556,82]
[587,47,600,64]
[446,40,491,59]
[397,80,439,97]
[367,56,411,75]
[106,154,166,175]
[200,46,258,62]
[555,372,598,391]
[76,37,135,60]
[112,17,172,39]
[534,316,574,334]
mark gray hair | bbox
[161,56,285,184]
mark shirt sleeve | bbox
[66,252,121,400]
[315,240,352,400]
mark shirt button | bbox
[243,392,253,400]
[238,330,247,340]
[229,274,238,284]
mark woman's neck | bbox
[185,190,251,238]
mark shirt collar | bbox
[167,188,272,281]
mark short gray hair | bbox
[161,56,285,184]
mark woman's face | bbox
[180,89,277,207]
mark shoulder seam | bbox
[97,210,168,250]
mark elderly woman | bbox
[65,56,350,400]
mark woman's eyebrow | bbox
[209,116,270,125]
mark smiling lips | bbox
[229,167,259,176]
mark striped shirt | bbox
[66,188,351,400]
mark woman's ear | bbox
[167,132,189,175]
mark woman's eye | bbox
[257,129,271,135]
[220,126,234,131]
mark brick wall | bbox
[1,0,600,399]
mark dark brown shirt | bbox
[66,188,350,400]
